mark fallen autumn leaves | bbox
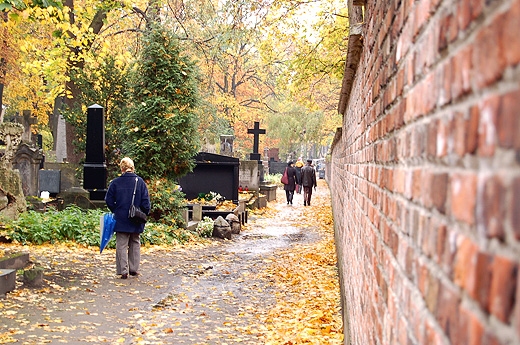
[1,179,342,344]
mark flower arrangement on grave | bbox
[195,216,214,238]
[187,191,224,206]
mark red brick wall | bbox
[330,1,520,344]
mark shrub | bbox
[264,173,283,186]
[0,205,192,248]
[148,178,187,228]
[2,205,103,246]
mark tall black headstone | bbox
[83,104,107,200]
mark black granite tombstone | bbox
[178,152,239,203]
[83,104,107,200]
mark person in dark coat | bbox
[282,161,298,205]
[301,159,317,206]
[295,157,304,194]
[105,157,150,279]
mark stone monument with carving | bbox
[0,123,27,219]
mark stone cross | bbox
[14,110,37,143]
[247,121,265,161]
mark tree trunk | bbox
[62,0,107,163]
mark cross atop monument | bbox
[247,121,265,161]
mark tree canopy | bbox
[1,0,348,168]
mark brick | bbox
[426,119,438,158]
[436,118,450,157]
[458,0,473,31]
[512,177,520,240]
[454,236,479,289]
[453,111,467,156]
[502,0,520,65]
[450,173,477,224]
[451,47,473,100]
[411,169,422,202]
[476,175,505,239]
[478,96,500,157]
[515,272,520,338]
[436,282,461,343]
[438,13,452,51]
[425,320,444,345]
[489,255,517,323]
[460,304,485,345]
[472,17,506,88]
[467,106,480,154]
[497,90,520,149]
[431,173,448,214]
[435,223,447,266]
[468,251,492,311]
[438,61,452,106]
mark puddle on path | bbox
[228,202,321,257]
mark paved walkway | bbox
[0,180,339,344]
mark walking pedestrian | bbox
[282,161,297,205]
[105,157,151,279]
[295,157,304,194]
[301,159,317,206]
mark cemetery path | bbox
[0,179,343,344]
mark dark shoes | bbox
[120,272,138,279]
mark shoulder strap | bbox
[131,177,138,205]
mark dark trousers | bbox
[285,190,294,203]
[303,186,313,205]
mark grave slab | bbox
[0,269,16,296]
[260,184,277,202]
[0,252,29,270]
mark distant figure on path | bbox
[282,161,297,205]
[301,159,317,206]
[295,157,304,194]
[105,157,150,279]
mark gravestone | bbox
[220,135,234,156]
[239,160,261,192]
[0,123,26,219]
[268,161,287,175]
[178,152,239,203]
[12,143,44,197]
[39,169,61,195]
[247,122,265,161]
[55,113,67,163]
[44,162,80,193]
[266,147,280,162]
[0,269,16,296]
[83,104,107,200]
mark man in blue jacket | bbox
[105,157,150,279]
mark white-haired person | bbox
[105,157,150,279]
